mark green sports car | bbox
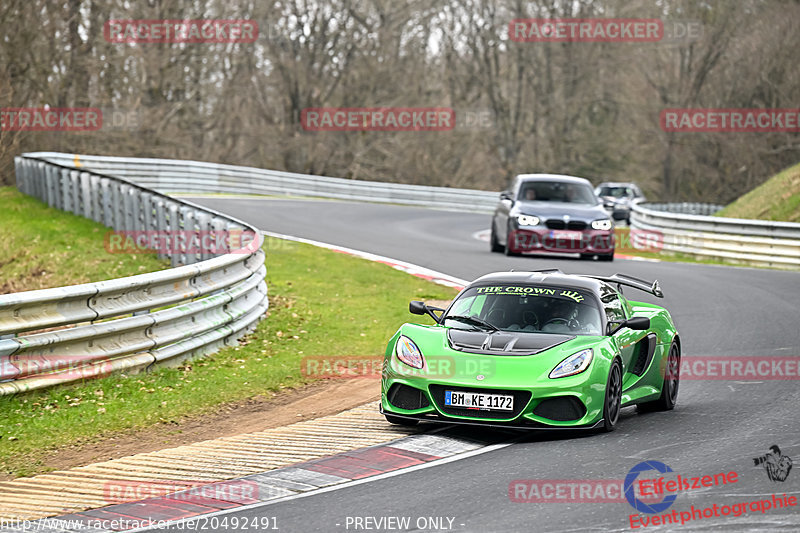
[380,269,680,432]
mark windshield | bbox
[598,186,633,198]
[444,285,603,336]
[519,181,596,205]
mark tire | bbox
[599,251,614,262]
[580,253,595,261]
[638,342,680,412]
[601,359,623,432]
[490,221,504,253]
[505,222,521,256]
[385,414,419,427]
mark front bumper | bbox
[507,228,614,254]
[381,358,609,429]
[602,202,632,220]
[379,405,604,431]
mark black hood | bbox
[447,329,574,356]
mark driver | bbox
[542,298,578,332]
[524,188,537,201]
[549,299,576,320]
[564,184,577,203]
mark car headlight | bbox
[591,219,613,230]
[517,215,540,226]
[395,335,424,369]
[549,348,593,379]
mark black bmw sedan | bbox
[490,174,615,261]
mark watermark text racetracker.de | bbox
[103,479,269,505]
[0,107,101,131]
[301,355,495,380]
[104,19,258,43]
[680,356,800,380]
[104,229,259,255]
[0,354,113,381]
[510,479,661,503]
[511,228,663,252]
[301,107,455,132]
[509,18,702,44]
[0,515,279,531]
[661,108,800,132]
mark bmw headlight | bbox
[517,215,540,226]
[395,335,424,369]
[549,349,593,379]
[591,219,613,230]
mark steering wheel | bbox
[543,317,580,330]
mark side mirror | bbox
[499,191,513,202]
[625,317,650,330]
[409,301,426,315]
[409,301,445,323]
[608,316,650,335]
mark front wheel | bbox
[639,342,680,412]
[385,414,419,427]
[490,222,504,253]
[599,251,614,262]
[601,359,623,432]
[505,222,521,256]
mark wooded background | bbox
[1,0,799,203]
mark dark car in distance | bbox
[491,174,615,261]
[595,182,646,224]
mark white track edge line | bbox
[127,441,514,532]
[262,230,469,287]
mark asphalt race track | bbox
[169,197,800,532]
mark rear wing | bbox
[514,269,664,298]
[579,273,664,298]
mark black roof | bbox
[466,269,663,298]
[469,271,602,293]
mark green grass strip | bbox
[0,236,456,478]
[0,186,168,293]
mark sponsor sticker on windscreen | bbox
[445,390,513,411]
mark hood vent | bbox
[447,329,574,356]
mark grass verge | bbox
[0,187,168,293]
[0,236,456,478]
[715,162,800,222]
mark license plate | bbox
[444,390,514,411]
[550,230,581,239]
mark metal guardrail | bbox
[4,151,797,395]
[26,152,500,214]
[0,156,268,395]
[631,202,800,269]
[640,202,724,216]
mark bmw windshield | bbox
[519,181,596,205]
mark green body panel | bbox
[381,299,678,428]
